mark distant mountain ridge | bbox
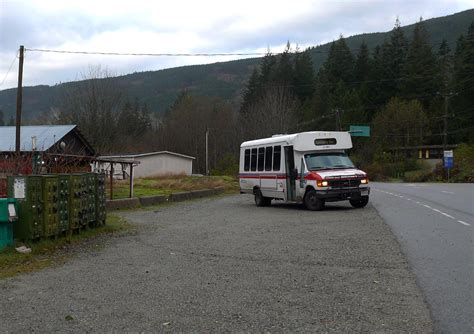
[0,9,472,121]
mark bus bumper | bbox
[314,187,370,202]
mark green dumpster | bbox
[0,198,18,250]
[8,176,44,240]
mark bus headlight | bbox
[360,178,368,184]
[317,180,328,187]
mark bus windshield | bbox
[304,152,355,171]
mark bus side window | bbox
[251,148,257,171]
[244,149,250,171]
[273,146,281,171]
[257,147,265,171]
[265,146,273,171]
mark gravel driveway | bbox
[1,195,432,332]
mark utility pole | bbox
[205,128,209,176]
[443,94,449,150]
[15,45,24,155]
[335,109,342,131]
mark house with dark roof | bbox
[0,124,95,178]
[0,125,94,155]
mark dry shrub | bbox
[147,172,187,180]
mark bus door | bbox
[284,146,296,201]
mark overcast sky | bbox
[0,0,473,89]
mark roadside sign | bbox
[444,150,453,169]
[349,125,370,137]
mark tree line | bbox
[19,18,474,175]
[241,18,474,148]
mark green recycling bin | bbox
[0,198,18,250]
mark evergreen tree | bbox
[293,48,315,104]
[428,39,454,143]
[354,41,370,82]
[453,22,474,142]
[276,41,294,86]
[400,18,438,102]
[389,18,408,91]
[305,69,332,130]
[240,68,261,114]
[367,44,386,110]
[259,50,277,87]
[323,35,354,88]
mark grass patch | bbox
[0,214,134,279]
[108,175,239,199]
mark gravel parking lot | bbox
[1,195,432,332]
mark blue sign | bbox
[444,150,453,169]
[444,157,453,169]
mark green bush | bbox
[211,153,239,176]
[403,169,434,182]
[361,150,434,181]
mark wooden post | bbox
[109,163,114,200]
[15,45,24,155]
[129,163,134,198]
[205,128,209,176]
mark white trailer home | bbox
[239,131,370,210]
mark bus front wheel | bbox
[304,190,324,211]
[349,196,369,208]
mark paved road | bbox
[1,195,432,332]
[371,182,473,334]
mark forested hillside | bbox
[0,9,472,122]
[1,10,473,181]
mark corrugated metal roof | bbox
[100,150,196,160]
[0,125,76,152]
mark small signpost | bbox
[444,150,453,182]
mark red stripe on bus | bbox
[239,175,287,180]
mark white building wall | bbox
[133,154,193,178]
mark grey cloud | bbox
[189,0,468,53]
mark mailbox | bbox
[0,198,18,250]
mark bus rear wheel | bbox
[254,189,271,207]
[304,190,324,211]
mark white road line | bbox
[441,212,455,219]
[370,188,470,227]
[441,191,455,194]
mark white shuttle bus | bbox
[239,131,370,210]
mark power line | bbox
[0,50,19,87]
[25,35,474,59]
[25,48,268,57]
